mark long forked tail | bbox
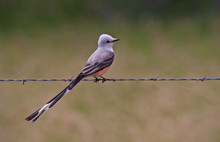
[25,73,85,122]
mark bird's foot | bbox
[94,77,99,83]
[100,76,107,83]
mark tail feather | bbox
[49,89,67,108]
[25,109,40,121]
[32,109,47,122]
[25,73,85,122]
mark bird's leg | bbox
[100,76,107,83]
[94,76,99,83]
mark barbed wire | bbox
[0,76,220,85]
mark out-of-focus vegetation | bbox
[0,1,220,142]
[0,0,219,30]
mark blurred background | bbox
[0,0,220,142]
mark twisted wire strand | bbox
[1,76,220,84]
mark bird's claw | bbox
[94,77,99,83]
[93,77,107,83]
[101,77,107,83]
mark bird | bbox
[25,34,119,122]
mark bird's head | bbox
[98,34,119,49]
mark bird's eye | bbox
[106,40,110,43]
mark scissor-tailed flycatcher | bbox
[25,34,119,122]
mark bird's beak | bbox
[112,38,120,42]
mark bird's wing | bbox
[82,51,114,76]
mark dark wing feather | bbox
[82,51,114,76]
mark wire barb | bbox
[201,76,206,81]
[153,76,159,81]
[23,79,26,85]
[68,76,74,82]
[1,76,220,84]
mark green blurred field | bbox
[0,18,220,142]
